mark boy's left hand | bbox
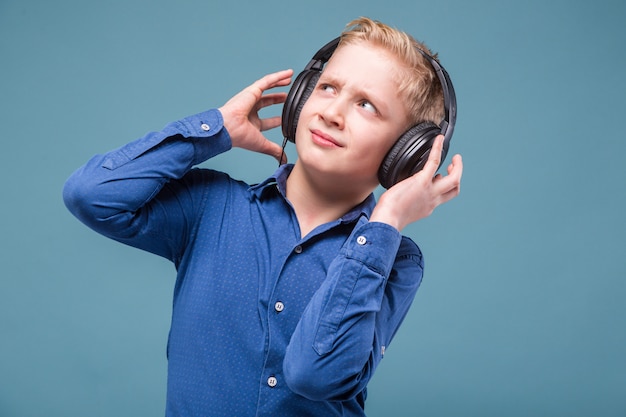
[370,135,463,231]
[219,69,294,163]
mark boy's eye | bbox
[319,84,335,93]
[359,100,377,114]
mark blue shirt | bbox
[63,109,424,416]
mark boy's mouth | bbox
[310,129,343,148]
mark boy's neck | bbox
[285,163,373,238]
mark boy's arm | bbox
[63,70,293,260]
[283,221,423,401]
[62,109,232,260]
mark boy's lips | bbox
[310,129,343,147]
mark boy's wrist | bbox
[369,208,403,232]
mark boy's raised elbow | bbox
[62,172,90,218]
[62,170,113,230]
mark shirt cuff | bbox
[167,109,232,165]
[345,221,402,278]
[172,109,225,138]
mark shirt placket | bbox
[256,240,308,415]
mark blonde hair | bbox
[339,17,445,128]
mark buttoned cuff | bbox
[171,108,226,139]
[344,221,402,279]
[170,109,232,165]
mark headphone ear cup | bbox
[282,70,321,142]
[378,121,440,189]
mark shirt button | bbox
[357,236,367,245]
[200,123,210,131]
[274,301,284,313]
[294,245,303,254]
[267,376,277,388]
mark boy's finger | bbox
[257,92,288,110]
[259,115,283,131]
[423,135,444,176]
[255,69,293,91]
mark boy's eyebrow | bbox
[319,72,391,115]
[317,71,340,86]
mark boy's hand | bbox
[370,135,463,231]
[219,69,293,163]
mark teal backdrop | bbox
[1,0,625,416]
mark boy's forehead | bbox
[322,42,406,95]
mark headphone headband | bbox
[306,37,340,71]
[415,48,457,152]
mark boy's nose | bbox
[320,100,345,129]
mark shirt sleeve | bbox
[62,109,232,262]
[283,220,424,401]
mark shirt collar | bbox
[249,163,293,199]
[249,164,376,222]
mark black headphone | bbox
[281,37,457,189]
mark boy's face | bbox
[295,41,411,190]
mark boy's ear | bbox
[378,122,443,189]
[282,38,340,143]
[379,48,457,189]
[282,71,321,143]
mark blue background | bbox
[1,0,625,416]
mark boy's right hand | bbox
[218,69,293,163]
[370,135,463,231]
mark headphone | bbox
[281,37,457,189]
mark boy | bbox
[63,17,463,417]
